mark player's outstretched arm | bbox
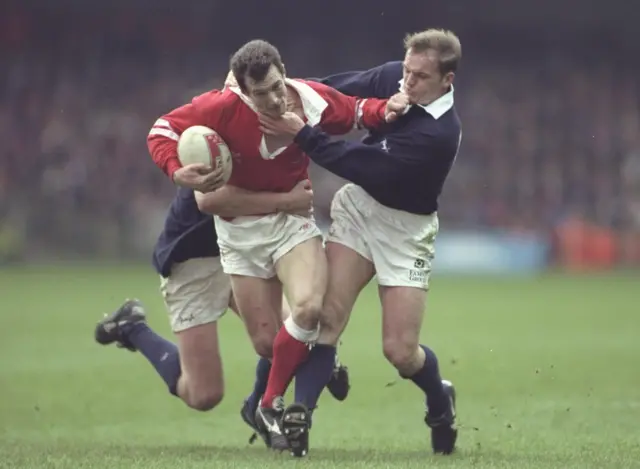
[302,81,409,136]
[290,124,431,192]
[195,180,313,218]
[312,61,403,99]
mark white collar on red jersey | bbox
[227,78,328,126]
[397,79,454,119]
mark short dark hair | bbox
[404,29,462,76]
[230,39,285,92]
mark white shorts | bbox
[327,184,439,290]
[159,257,232,333]
[214,212,322,278]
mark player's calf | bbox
[379,286,457,454]
[94,299,182,396]
[259,237,326,409]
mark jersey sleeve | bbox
[292,124,436,192]
[306,81,388,135]
[147,90,224,179]
[313,61,403,98]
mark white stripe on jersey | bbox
[149,127,179,141]
[153,118,173,129]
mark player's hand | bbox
[385,92,411,122]
[224,70,238,88]
[282,179,314,217]
[173,164,225,193]
[259,112,306,137]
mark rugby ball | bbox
[177,125,233,184]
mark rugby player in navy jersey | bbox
[258,29,462,457]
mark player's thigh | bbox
[175,322,224,407]
[274,218,327,320]
[320,184,377,341]
[160,257,231,334]
[231,274,282,358]
[214,214,280,279]
[160,257,231,401]
[233,290,289,324]
[369,205,439,292]
[379,285,427,365]
[320,242,375,344]
[280,292,292,322]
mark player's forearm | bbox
[295,125,394,189]
[148,139,181,179]
[359,98,388,130]
[147,104,205,180]
[195,185,290,217]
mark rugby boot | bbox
[255,396,288,451]
[281,402,311,458]
[326,355,350,401]
[241,398,270,447]
[425,379,458,454]
[94,299,146,351]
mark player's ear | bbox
[281,63,287,78]
[442,71,454,88]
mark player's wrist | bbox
[293,124,314,145]
[274,193,291,213]
[166,158,183,183]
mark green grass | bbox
[1,265,639,468]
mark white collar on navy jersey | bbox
[397,79,454,120]
[227,78,328,127]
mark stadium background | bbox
[1,1,639,468]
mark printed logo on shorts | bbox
[299,222,311,232]
[410,258,427,283]
[409,269,426,283]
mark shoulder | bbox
[372,61,403,85]
[191,88,245,126]
[192,88,241,110]
[379,61,403,74]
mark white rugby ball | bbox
[177,125,233,184]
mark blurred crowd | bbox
[1,7,639,264]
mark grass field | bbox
[0,265,639,469]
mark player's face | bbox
[245,65,288,118]
[402,48,454,106]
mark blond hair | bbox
[404,29,462,75]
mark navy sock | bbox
[294,344,336,411]
[126,323,181,396]
[246,357,271,411]
[408,345,447,416]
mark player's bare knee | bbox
[291,297,322,331]
[251,334,275,359]
[188,389,224,411]
[383,338,420,375]
[318,303,348,345]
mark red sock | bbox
[261,326,310,408]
